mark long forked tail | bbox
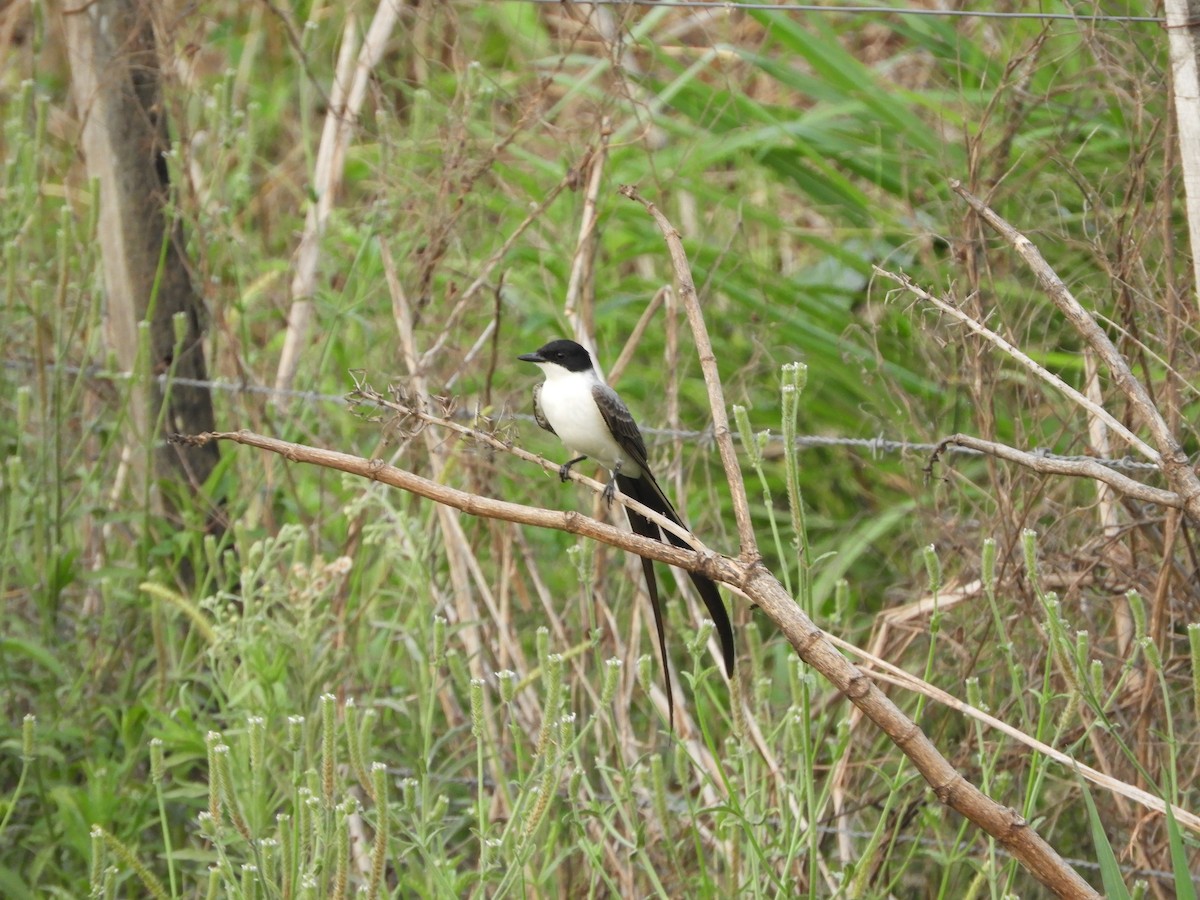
[616,473,736,682]
[620,493,675,729]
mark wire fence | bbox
[6,357,1169,473]
[514,0,1163,25]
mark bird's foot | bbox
[558,456,586,482]
[603,461,624,507]
[602,478,617,507]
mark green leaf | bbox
[1078,776,1131,899]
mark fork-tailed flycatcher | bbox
[518,338,735,727]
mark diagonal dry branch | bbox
[172,428,736,589]
[173,419,1100,899]
[178,187,1122,898]
[276,3,401,400]
[873,267,1157,461]
[613,186,1099,899]
[949,180,1200,526]
[171,420,1200,837]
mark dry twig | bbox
[948,180,1200,526]
[873,267,1156,461]
[275,3,401,399]
[616,185,1098,899]
[182,188,1133,898]
[174,420,1100,898]
[927,434,1182,510]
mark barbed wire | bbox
[7,357,1171,473]
[516,0,1162,25]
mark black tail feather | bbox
[616,474,736,691]
[623,502,674,730]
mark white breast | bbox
[538,369,639,475]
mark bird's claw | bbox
[558,463,573,482]
[602,479,616,507]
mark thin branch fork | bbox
[873,267,1156,462]
[876,265,1188,509]
[949,180,1200,526]
[928,434,1184,510]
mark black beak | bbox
[517,351,544,363]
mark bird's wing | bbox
[598,382,737,680]
[531,382,556,436]
[592,383,650,472]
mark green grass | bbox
[2,1,1198,896]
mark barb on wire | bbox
[5,356,1170,472]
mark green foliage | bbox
[3,0,1198,896]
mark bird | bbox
[518,338,734,728]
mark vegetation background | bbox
[1,0,1197,896]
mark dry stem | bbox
[615,186,1097,899]
[949,180,1200,526]
[276,4,400,399]
[176,421,1099,899]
